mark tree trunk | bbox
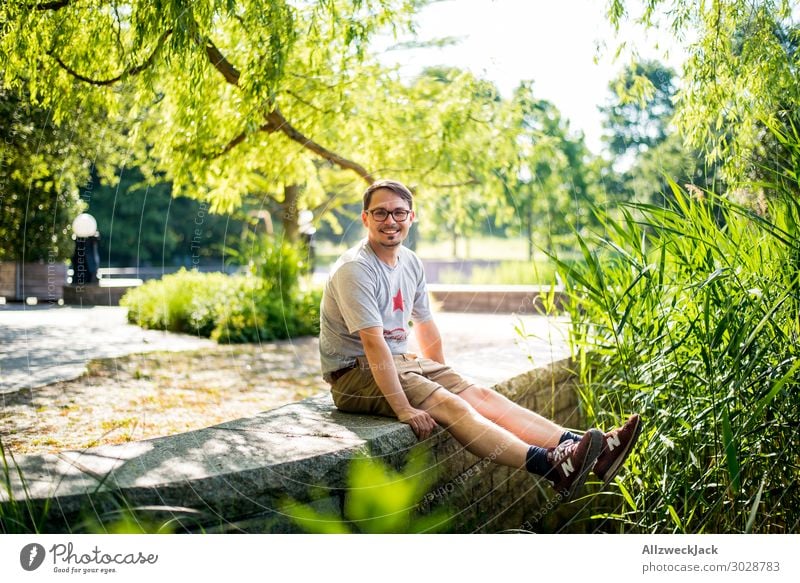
[281,183,301,242]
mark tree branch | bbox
[33,1,72,10]
[201,33,373,184]
[49,29,172,86]
[431,178,480,189]
[204,37,241,85]
[266,107,373,183]
[218,120,279,156]
[285,90,339,116]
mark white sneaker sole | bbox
[561,428,603,502]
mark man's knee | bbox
[419,389,472,425]
[460,385,495,404]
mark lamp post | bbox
[71,213,100,286]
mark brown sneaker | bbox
[545,428,603,501]
[594,414,642,487]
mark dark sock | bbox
[560,431,581,444]
[525,445,552,476]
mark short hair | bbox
[362,179,414,211]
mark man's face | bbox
[361,188,415,250]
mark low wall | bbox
[62,282,141,306]
[1,358,584,534]
[0,261,67,301]
[428,284,567,314]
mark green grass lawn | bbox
[315,236,563,284]
[415,235,530,260]
[317,235,534,262]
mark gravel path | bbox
[0,304,570,395]
[0,303,571,454]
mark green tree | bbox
[87,168,248,267]
[4,1,533,244]
[600,59,677,158]
[494,82,597,258]
[600,60,723,207]
[0,84,108,261]
[607,0,800,182]
[0,2,395,244]
[392,67,507,255]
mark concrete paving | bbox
[409,311,571,388]
[0,304,215,394]
[0,303,570,395]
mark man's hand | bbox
[396,407,438,440]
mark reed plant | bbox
[0,437,52,533]
[554,179,800,533]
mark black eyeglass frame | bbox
[365,208,413,222]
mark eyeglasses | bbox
[366,208,412,222]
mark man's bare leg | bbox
[418,388,529,468]
[458,386,570,448]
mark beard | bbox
[378,227,404,247]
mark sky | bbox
[376,0,688,155]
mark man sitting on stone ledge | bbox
[319,179,641,501]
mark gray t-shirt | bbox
[319,239,433,377]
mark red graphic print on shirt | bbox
[384,327,408,342]
[385,289,407,341]
[392,289,404,312]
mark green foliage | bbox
[237,233,305,297]
[211,278,321,343]
[76,507,178,535]
[87,168,248,266]
[121,269,230,336]
[0,85,88,261]
[600,60,724,207]
[607,0,800,183]
[121,237,320,342]
[492,81,602,257]
[283,446,450,534]
[0,0,423,213]
[556,178,800,532]
[5,0,570,246]
[624,132,724,206]
[0,437,52,533]
[600,60,677,157]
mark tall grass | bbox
[555,181,800,533]
[1,437,52,533]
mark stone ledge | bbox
[1,357,583,533]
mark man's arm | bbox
[414,318,445,364]
[359,326,437,440]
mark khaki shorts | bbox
[329,353,477,418]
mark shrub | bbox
[121,237,321,343]
[555,181,800,533]
[121,269,229,337]
[282,446,449,534]
[211,279,321,343]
